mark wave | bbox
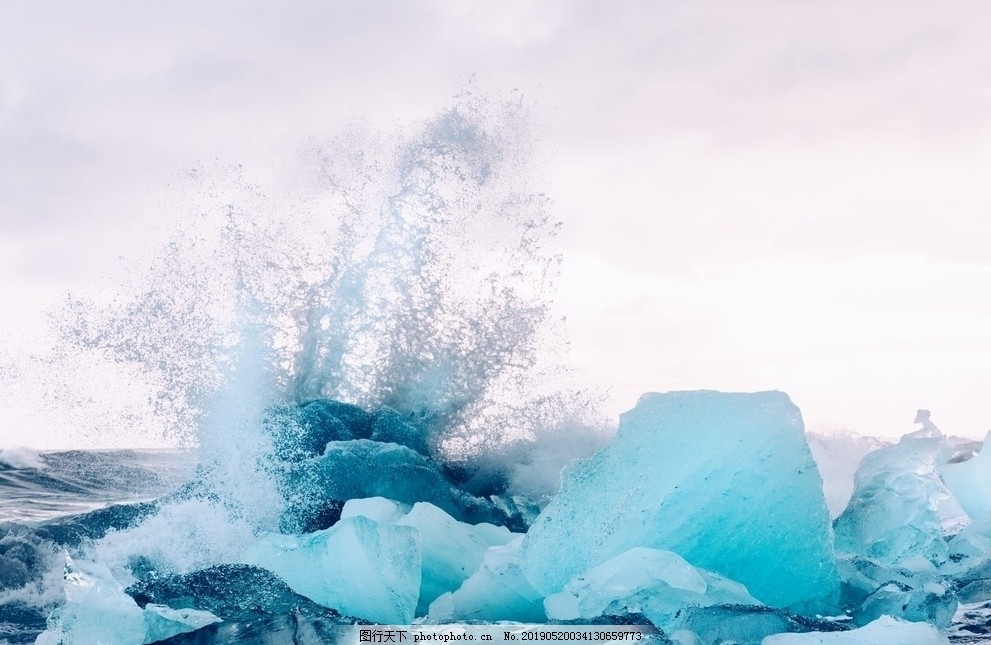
[0,448,46,471]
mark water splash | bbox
[51,89,598,457]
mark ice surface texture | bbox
[271,399,530,533]
[340,498,516,615]
[519,391,839,614]
[544,547,758,631]
[833,434,957,568]
[241,515,421,624]
[35,556,218,645]
[427,536,545,623]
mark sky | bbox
[2,1,990,446]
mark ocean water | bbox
[0,449,194,643]
[0,450,193,524]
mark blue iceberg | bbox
[240,515,421,624]
[519,391,840,614]
[426,536,545,623]
[34,556,219,645]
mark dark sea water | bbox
[0,449,193,524]
[0,449,193,644]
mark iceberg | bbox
[35,556,218,645]
[853,579,956,628]
[340,496,412,524]
[125,563,357,624]
[370,407,431,456]
[269,400,370,462]
[269,400,431,461]
[283,439,505,529]
[142,604,221,643]
[543,547,758,632]
[519,391,839,613]
[241,515,420,624]
[427,537,545,623]
[395,502,514,614]
[761,615,949,645]
[833,430,957,569]
[835,555,957,626]
[339,498,516,616]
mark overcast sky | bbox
[2,1,990,446]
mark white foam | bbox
[0,446,46,470]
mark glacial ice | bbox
[832,431,957,568]
[35,556,218,645]
[21,395,991,642]
[142,604,222,643]
[835,556,957,628]
[285,439,503,528]
[121,562,364,644]
[370,407,431,456]
[672,605,848,645]
[543,547,758,632]
[269,400,369,461]
[340,496,412,524]
[395,502,514,614]
[829,414,978,627]
[853,580,956,628]
[761,615,949,645]
[339,498,517,615]
[519,391,839,613]
[240,515,420,624]
[427,536,545,623]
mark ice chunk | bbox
[341,497,411,523]
[268,399,369,462]
[36,557,145,645]
[269,400,431,461]
[36,556,218,645]
[943,431,991,534]
[125,563,354,623]
[762,615,949,645]
[853,580,956,628]
[241,515,420,624]
[543,547,758,632]
[519,391,839,614]
[285,439,503,527]
[370,407,430,455]
[337,499,516,616]
[675,605,847,645]
[395,502,515,614]
[833,432,958,569]
[142,604,221,643]
[427,537,545,623]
